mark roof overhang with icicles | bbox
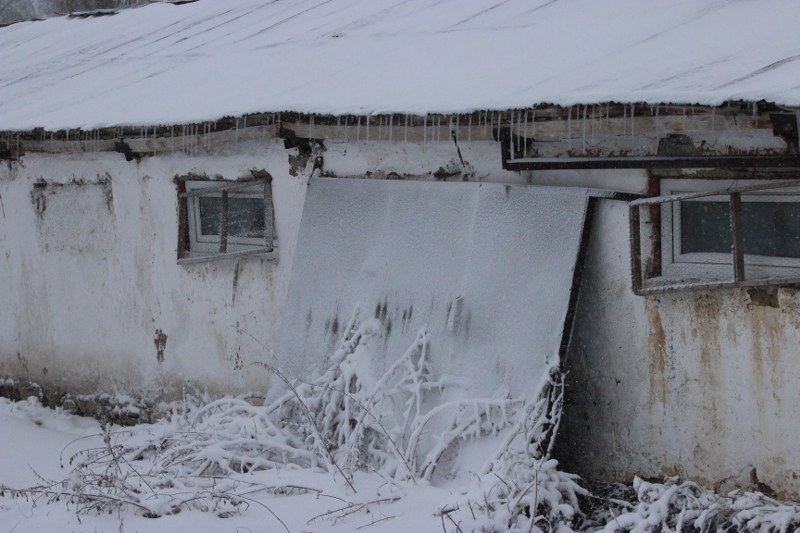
[1,0,800,131]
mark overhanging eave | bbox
[502,155,800,171]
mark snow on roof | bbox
[1,0,799,131]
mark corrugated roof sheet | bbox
[1,0,799,130]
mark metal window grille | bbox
[629,180,800,294]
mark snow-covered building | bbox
[1,0,800,498]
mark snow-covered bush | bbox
[6,308,799,531]
[2,308,579,523]
[596,477,800,533]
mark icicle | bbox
[423,114,427,145]
[567,106,572,151]
[623,104,627,135]
[582,104,587,154]
[514,110,520,154]
[655,105,660,148]
[523,110,528,148]
[508,110,514,160]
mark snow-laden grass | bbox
[2,311,799,531]
[591,477,800,533]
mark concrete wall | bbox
[0,138,519,402]
[0,141,307,400]
[4,133,799,495]
[559,198,800,498]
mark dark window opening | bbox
[680,200,800,258]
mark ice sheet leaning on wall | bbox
[276,179,590,400]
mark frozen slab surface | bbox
[277,179,589,398]
[1,0,799,130]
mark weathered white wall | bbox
[0,141,307,399]
[559,198,800,498]
[4,134,799,496]
[0,138,520,400]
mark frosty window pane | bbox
[228,197,265,238]
[741,201,800,258]
[198,196,265,238]
[198,196,221,236]
[680,200,800,258]
[680,201,731,254]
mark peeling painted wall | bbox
[0,139,520,400]
[0,142,307,399]
[559,198,800,498]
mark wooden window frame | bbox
[177,174,276,264]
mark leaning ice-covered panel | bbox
[276,179,589,399]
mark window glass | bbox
[198,196,221,236]
[198,196,265,239]
[229,197,266,238]
[680,200,800,258]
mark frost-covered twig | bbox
[597,476,800,533]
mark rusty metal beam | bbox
[504,155,800,171]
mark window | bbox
[630,179,800,294]
[177,172,276,263]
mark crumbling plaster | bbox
[0,138,520,401]
[0,142,305,399]
[560,199,800,499]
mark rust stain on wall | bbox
[646,301,667,407]
[154,329,167,363]
[747,301,783,415]
[691,292,723,433]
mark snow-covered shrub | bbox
[6,307,574,522]
[597,477,800,533]
[443,372,589,532]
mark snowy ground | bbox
[3,397,800,533]
[0,397,461,533]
